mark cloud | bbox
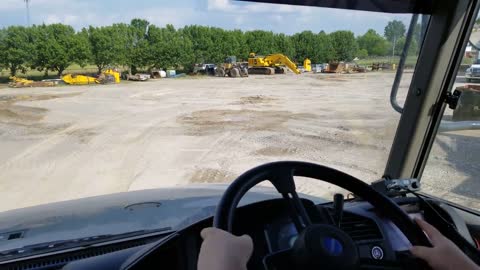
[207,0,311,14]
[234,15,246,26]
[207,0,233,11]
[0,0,27,11]
[44,15,61,25]
[0,0,411,36]
[130,8,197,28]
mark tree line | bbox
[0,18,415,76]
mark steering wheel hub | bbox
[292,224,359,270]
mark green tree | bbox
[315,31,336,63]
[88,25,126,73]
[245,30,276,56]
[384,20,406,56]
[357,48,368,59]
[357,29,389,56]
[233,29,249,60]
[291,31,317,62]
[0,26,35,76]
[148,24,194,70]
[209,27,238,63]
[329,30,358,61]
[127,19,151,73]
[395,36,418,56]
[31,24,86,76]
[273,33,295,60]
[290,31,335,63]
[74,28,92,68]
[183,25,215,63]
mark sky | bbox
[0,0,412,36]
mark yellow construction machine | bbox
[248,53,301,75]
[62,68,121,85]
[62,74,97,85]
[303,58,312,72]
[8,76,55,88]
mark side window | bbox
[422,24,480,209]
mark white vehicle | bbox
[465,59,480,82]
[193,64,216,75]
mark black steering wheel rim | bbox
[213,161,431,247]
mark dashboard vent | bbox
[2,236,161,270]
[338,212,382,242]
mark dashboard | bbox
[119,196,478,270]
[3,195,479,270]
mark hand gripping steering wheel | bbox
[213,161,431,270]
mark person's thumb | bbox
[237,235,254,255]
[200,227,219,239]
[410,246,434,262]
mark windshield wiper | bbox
[0,227,173,260]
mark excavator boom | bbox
[264,54,301,74]
[248,53,301,75]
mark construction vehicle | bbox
[323,61,346,73]
[303,58,312,72]
[62,74,98,85]
[125,73,150,81]
[62,68,121,85]
[102,68,121,83]
[248,53,301,75]
[215,56,249,78]
[8,76,55,88]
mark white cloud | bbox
[244,2,311,14]
[0,0,411,36]
[234,15,246,26]
[0,0,26,11]
[270,14,283,24]
[44,15,61,25]
[207,0,311,14]
[207,0,233,11]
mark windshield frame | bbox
[384,0,480,180]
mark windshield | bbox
[0,0,420,254]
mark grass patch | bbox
[356,55,474,67]
[356,55,418,67]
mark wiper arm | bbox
[0,227,173,259]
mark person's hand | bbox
[410,218,480,270]
[198,227,253,270]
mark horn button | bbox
[292,224,359,270]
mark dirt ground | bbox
[0,72,478,212]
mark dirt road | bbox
[0,73,478,212]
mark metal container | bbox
[166,70,176,78]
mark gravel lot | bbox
[0,72,478,212]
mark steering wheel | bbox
[213,161,431,270]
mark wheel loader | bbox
[248,53,301,75]
[215,56,249,78]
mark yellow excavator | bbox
[248,53,301,75]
